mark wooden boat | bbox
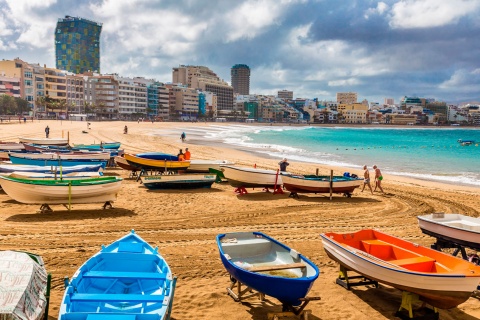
[8,171,102,180]
[186,160,235,173]
[0,141,25,151]
[281,173,362,196]
[0,163,103,174]
[320,229,480,309]
[9,151,111,161]
[136,152,178,161]
[23,143,70,152]
[114,155,137,171]
[59,230,176,320]
[217,231,319,306]
[0,250,49,320]
[141,174,216,190]
[19,137,69,146]
[8,154,108,168]
[417,213,480,250]
[72,141,121,150]
[0,176,122,205]
[221,165,282,189]
[124,153,190,172]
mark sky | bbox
[1,0,480,104]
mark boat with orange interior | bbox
[320,229,480,309]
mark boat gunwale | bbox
[417,214,480,236]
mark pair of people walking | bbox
[361,165,384,194]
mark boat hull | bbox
[221,165,282,188]
[418,213,480,250]
[187,160,235,173]
[321,229,480,309]
[0,176,122,204]
[72,142,121,150]
[141,174,216,190]
[59,231,175,320]
[136,152,178,161]
[114,156,137,171]
[0,164,103,174]
[124,153,190,171]
[281,174,362,194]
[217,231,319,306]
[8,155,108,168]
[19,137,69,145]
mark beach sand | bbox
[1,119,479,320]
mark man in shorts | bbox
[373,165,384,193]
[361,165,373,194]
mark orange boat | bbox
[321,229,480,309]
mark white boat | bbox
[0,250,49,320]
[417,213,480,250]
[186,160,235,173]
[9,152,110,161]
[0,163,103,174]
[280,173,362,197]
[18,137,69,146]
[221,165,282,189]
[0,176,122,205]
[8,171,102,180]
[321,229,480,309]
[0,142,25,151]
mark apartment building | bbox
[278,90,293,100]
[336,92,357,104]
[168,85,199,120]
[148,82,170,120]
[0,75,21,97]
[231,64,250,95]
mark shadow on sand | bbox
[6,207,136,222]
[235,191,381,204]
[349,284,479,320]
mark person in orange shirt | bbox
[177,149,185,161]
[184,148,191,160]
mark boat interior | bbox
[326,230,474,274]
[221,234,312,278]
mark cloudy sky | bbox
[1,0,480,104]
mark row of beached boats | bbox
[4,213,478,319]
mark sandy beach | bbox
[0,119,479,320]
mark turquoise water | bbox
[205,125,480,187]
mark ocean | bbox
[198,125,480,187]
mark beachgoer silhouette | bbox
[180,132,186,142]
[278,158,289,172]
[45,125,50,138]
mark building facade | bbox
[55,16,102,74]
[336,92,357,104]
[278,90,293,100]
[231,64,250,95]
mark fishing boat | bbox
[9,151,111,161]
[417,213,480,250]
[124,153,190,172]
[114,155,137,171]
[0,176,122,205]
[320,229,480,309]
[72,141,121,150]
[58,230,176,320]
[281,173,362,197]
[0,250,49,320]
[141,174,216,190]
[221,165,282,189]
[0,163,103,174]
[8,171,102,180]
[0,141,25,151]
[217,231,319,306]
[19,137,69,146]
[186,159,235,173]
[8,154,108,168]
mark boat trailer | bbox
[226,276,320,320]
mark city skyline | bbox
[1,0,480,103]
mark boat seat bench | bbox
[388,256,435,266]
[247,262,306,272]
[70,293,165,302]
[83,271,167,280]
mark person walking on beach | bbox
[184,148,191,160]
[177,149,185,161]
[373,165,385,193]
[361,165,373,194]
[180,132,186,142]
[124,125,128,134]
[45,125,50,138]
[278,158,289,172]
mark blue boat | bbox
[136,152,178,161]
[8,155,108,168]
[216,231,319,306]
[73,142,121,150]
[59,230,176,320]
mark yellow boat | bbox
[124,153,190,171]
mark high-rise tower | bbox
[55,16,102,74]
[231,64,250,95]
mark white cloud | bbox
[389,0,480,29]
[328,78,361,87]
[439,69,480,92]
[364,2,389,19]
